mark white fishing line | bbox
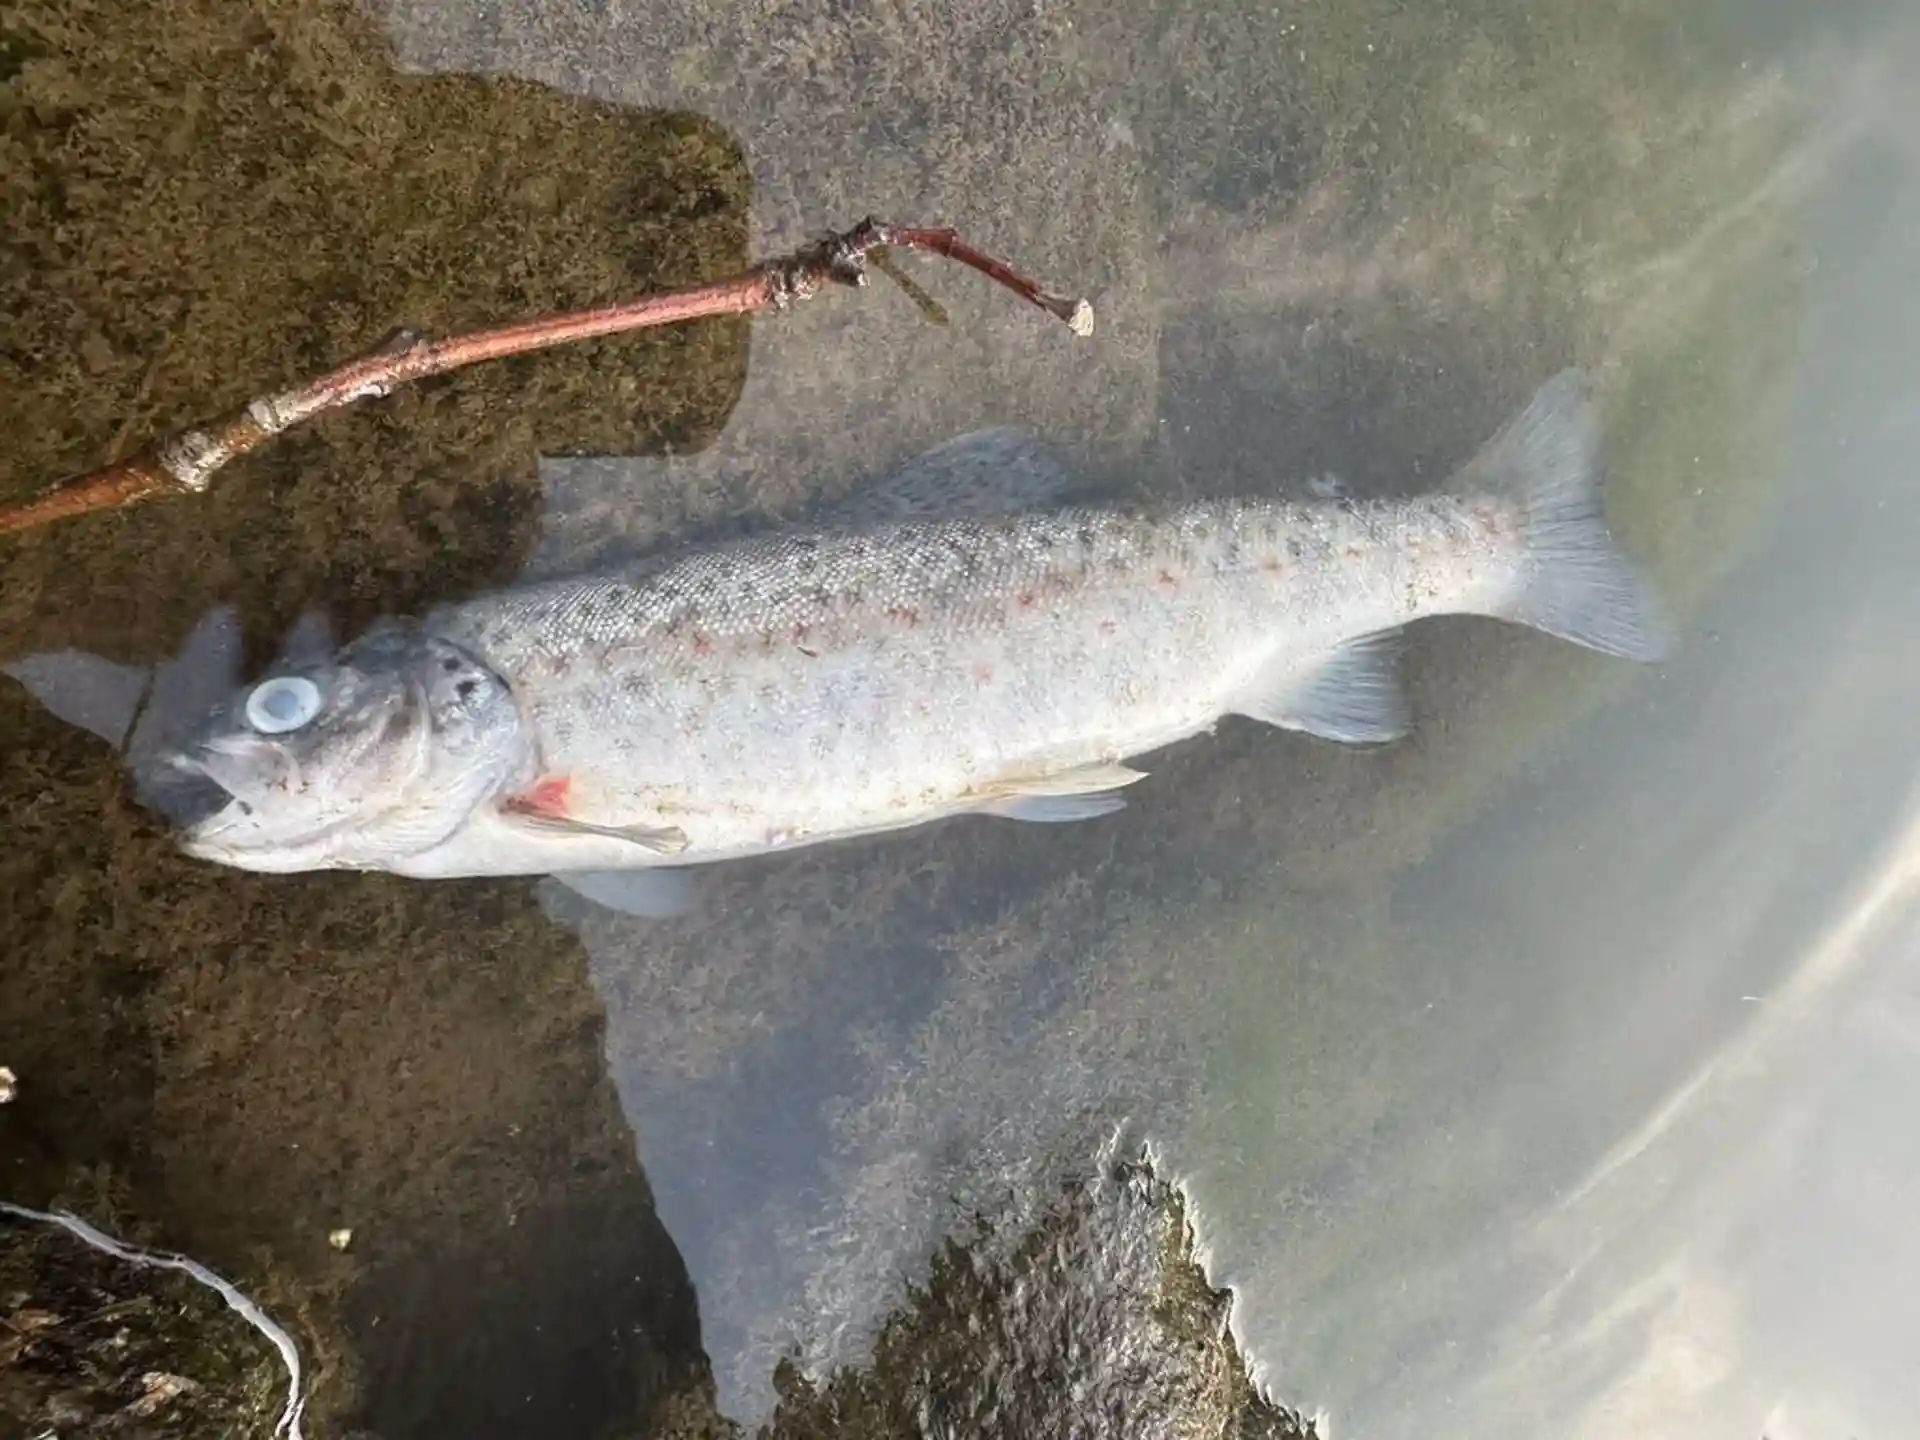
[0,1200,306,1439]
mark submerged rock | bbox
[739,1152,1312,1440]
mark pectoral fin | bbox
[503,805,691,855]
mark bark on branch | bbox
[0,217,1093,538]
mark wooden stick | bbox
[0,217,1093,538]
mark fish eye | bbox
[245,676,322,734]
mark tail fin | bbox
[1465,369,1673,662]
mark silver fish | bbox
[150,371,1668,915]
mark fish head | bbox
[148,625,529,872]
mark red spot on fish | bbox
[973,663,995,685]
[1017,590,1037,608]
[508,775,572,818]
[1260,554,1284,574]
[888,606,921,626]
[1157,569,1179,590]
[692,632,714,656]
[792,622,811,644]
[1099,618,1118,635]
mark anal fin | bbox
[1231,629,1410,744]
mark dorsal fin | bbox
[816,429,1080,528]
[524,430,1085,579]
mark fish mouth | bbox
[136,753,241,837]
[140,749,369,873]
[135,750,283,867]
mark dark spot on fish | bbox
[456,679,479,699]
[442,656,462,673]
[1157,569,1179,589]
[1099,619,1118,635]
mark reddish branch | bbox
[0,217,1093,537]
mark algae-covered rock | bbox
[652,1152,1314,1440]
[1,1181,293,1438]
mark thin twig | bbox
[868,248,951,326]
[0,216,1093,538]
[0,1200,307,1439]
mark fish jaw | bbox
[171,772,384,873]
[178,824,353,874]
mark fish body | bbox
[157,371,1668,909]
[412,496,1502,873]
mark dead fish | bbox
[138,370,1667,916]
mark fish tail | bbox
[1467,369,1673,662]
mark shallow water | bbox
[3,0,1918,1435]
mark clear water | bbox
[4,0,1918,1435]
